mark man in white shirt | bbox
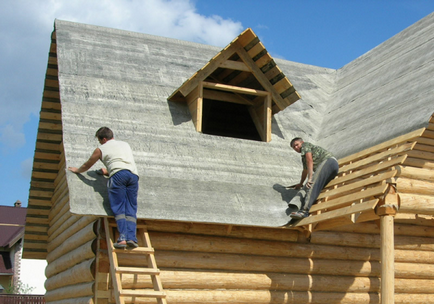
[68,127,139,248]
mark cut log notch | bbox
[102,218,167,304]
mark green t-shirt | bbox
[301,142,334,171]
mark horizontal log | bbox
[47,212,74,238]
[45,297,93,304]
[48,216,97,252]
[44,282,94,302]
[396,177,434,195]
[407,150,434,161]
[123,290,379,304]
[120,250,381,277]
[46,240,97,278]
[48,213,80,240]
[330,222,434,238]
[394,213,434,226]
[398,166,434,181]
[145,220,299,242]
[45,258,95,291]
[148,231,380,262]
[399,193,434,215]
[403,157,434,169]
[310,231,434,252]
[120,270,434,293]
[47,221,97,263]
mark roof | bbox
[318,12,434,157]
[0,205,26,249]
[25,12,434,238]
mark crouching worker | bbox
[68,127,139,248]
[289,137,339,219]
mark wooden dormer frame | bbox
[168,28,300,142]
[187,81,272,141]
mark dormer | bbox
[168,28,300,142]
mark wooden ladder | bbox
[103,218,167,304]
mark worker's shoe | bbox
[290,210,309,219]
[127,240,138,248]
[113,241,127,249]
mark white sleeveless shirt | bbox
[99,139,138,177]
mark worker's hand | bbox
[68,167,79,173]
[294,183,304,190]
[96,168,109,176]
[306,180,313,189]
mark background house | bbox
[0,201,26,293]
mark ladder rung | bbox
[120,290,166,298]
[116,266,160,275]
[113,247,154,254]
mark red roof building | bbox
[0,202,26,293]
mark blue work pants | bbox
[107,170,139,243]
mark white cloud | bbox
[0,0,243,151]
[0,124,26,150]
[20,158,33,179]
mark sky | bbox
[0,0,433,293]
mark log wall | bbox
[43,157,98,304]
[92,219,434,304]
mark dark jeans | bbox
[301,157,339,212]
[107,170,139,242]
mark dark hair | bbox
[95,127,114,140]
[290,137,303,147]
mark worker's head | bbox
[290,137,304,153]
[95,127,114,144]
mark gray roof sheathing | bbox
[57,12,434,227]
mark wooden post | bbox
[380,214,394,304]
[377,185,399,304]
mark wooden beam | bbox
[203,89,253,105]
[233,43,288,111]
[202,81,269,96]
[176,43,239,98]
[219,60,251,72]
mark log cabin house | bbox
[23,12,434,304]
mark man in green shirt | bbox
[289,137,339,219]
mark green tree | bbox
[4,280,35,294]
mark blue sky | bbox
[1,0,434,208]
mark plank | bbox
[41,100,61,111]
[328,155,407,188]
[120,290,166,298]
[339,128,425,165]
[338,142,415,174]
[319,170,398,200]
[310,184,388,213]
[236,28,256,47]
[247,41,266,58]
[39,121,62,131]
[39,111,61,121]
[295,200,379,227]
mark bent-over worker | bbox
[68,127,139,248]
[289,137,339,219]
